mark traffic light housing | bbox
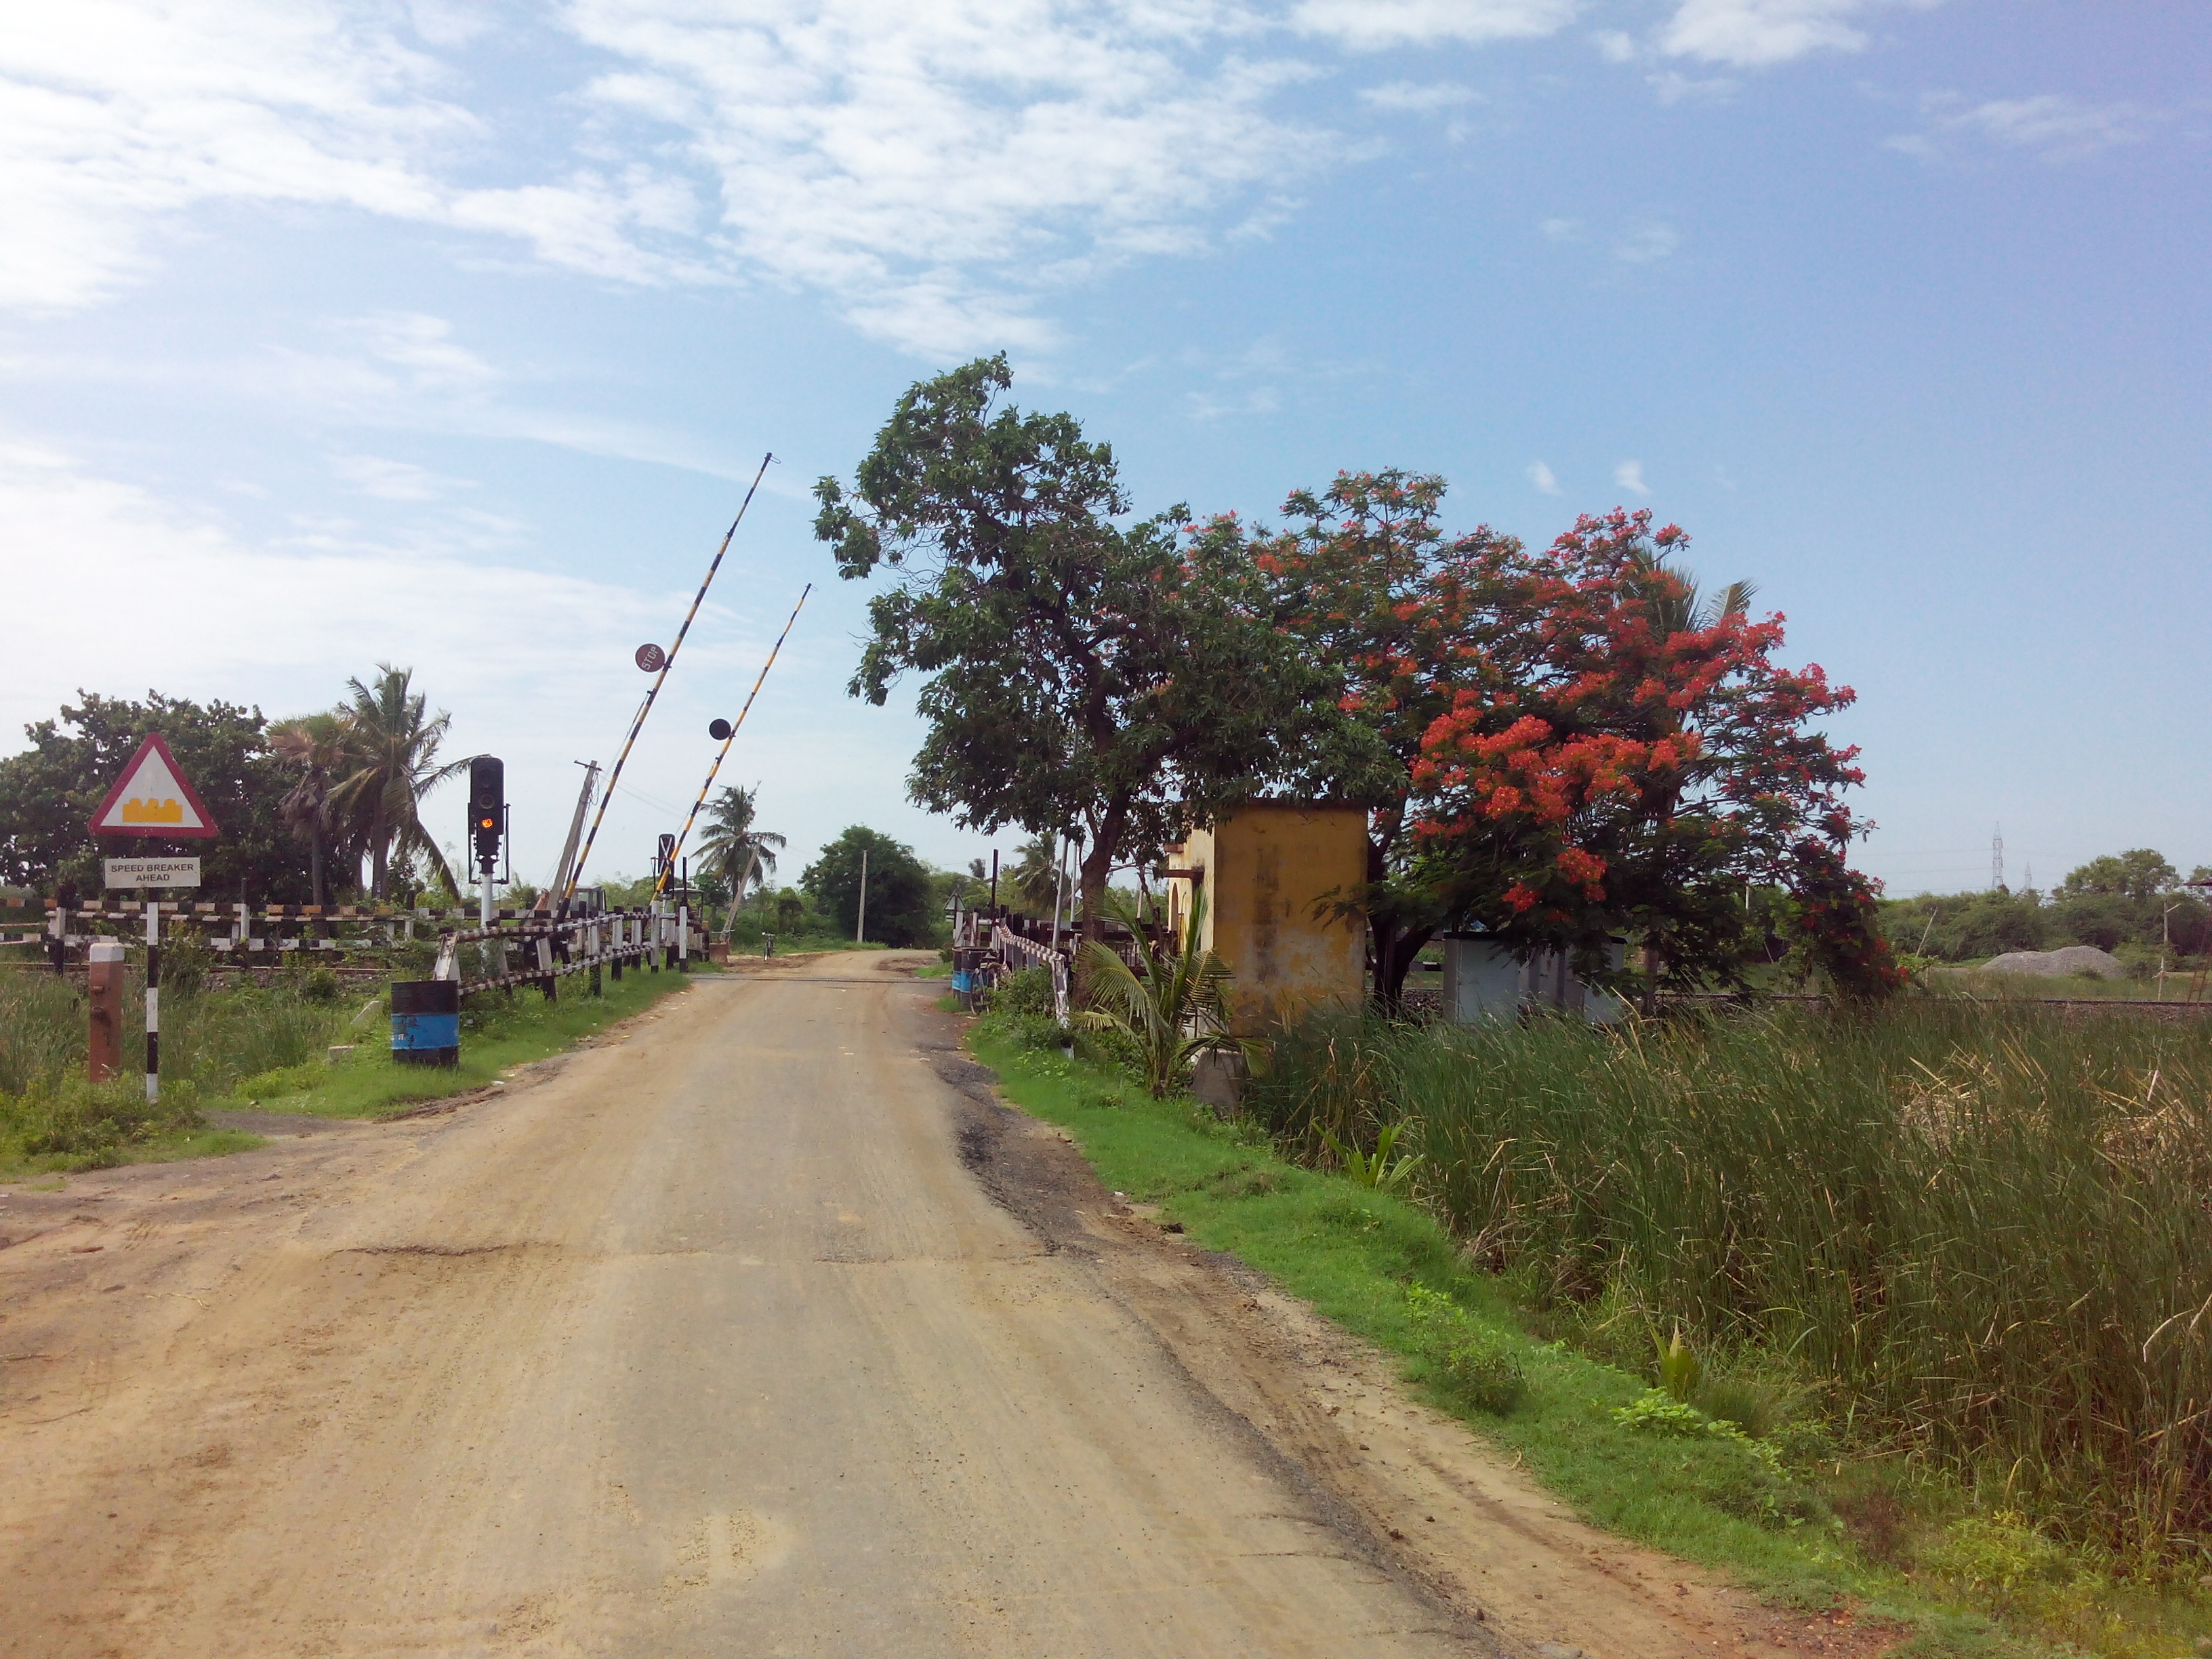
[468,756,504,872]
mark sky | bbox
[1,0,2205,899]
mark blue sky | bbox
[3,0,2205,897]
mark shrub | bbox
[990,966,1057,1017]
[1404,1283,1525,1415]
[3,1074,205,1161]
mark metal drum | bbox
[390,979,460,1067]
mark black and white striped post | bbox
[143,897,161,1102]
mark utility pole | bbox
[548,761,599,914]
[856,848,869,945]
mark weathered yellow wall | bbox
[1166,804,1368,1034]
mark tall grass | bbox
[1248,1004,2212,1563]
[0,967,361,1099]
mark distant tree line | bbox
[0,683,979,952]
[0,668,460,907]
[1882,850,2211,966]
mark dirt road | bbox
[1,955,1874,1658]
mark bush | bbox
[3,1074,205,1162]
[0,969,361,1104]
[989,966,1057,1017]
[1404,1283,1525,1415]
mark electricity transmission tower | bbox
[1990,824,2005,893]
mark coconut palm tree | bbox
[269,712,353,906]
[1075,888,1246,1099]
[328,665,464,900]
[1010,832,1063,916]
[695,785,785,907]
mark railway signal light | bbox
[469,756,505,872]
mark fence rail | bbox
[997,930,1072,1025]
[3,899,702,997]
[434,907,697,993]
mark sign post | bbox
[88,735,217,1103]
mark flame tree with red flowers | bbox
[1188,470,1519,1007]
[1225,474,1901,1005]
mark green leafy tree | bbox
[800,826,939,946]
[1881,888,2053,961]
[2061,850,2179,902]
[695,785,785,907]
[2053,850,2203,958]
[0,691,304,900]
[773,888,806,934]
[814,354,1318,943]
[327,665,463,900]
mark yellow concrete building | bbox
[1163,802,1369,1036]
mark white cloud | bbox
[561,1,1361,354]
[0,0,1580,354]
[0,0,722,312]
[1659,0,1940,68]
[1592,29,1637,63]
[1614,459,1649,494]
[1361,81,1479,114]
[1528,460,1560,494]
[1648,69,1736,104]
[1292,0,1577,51]
[1541,216,1582,241]
[1612,222,1680,263]
[332,454,472,502]
[260,312,752,478]
[1889,94,2161,163]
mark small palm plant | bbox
[1075,890,1245,1099]
[1320,1120,1424,1191]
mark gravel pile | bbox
[1978,945,2127,979]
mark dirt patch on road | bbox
[917,1006,1896,1659]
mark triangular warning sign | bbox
[90,734,220,840]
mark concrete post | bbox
[87,940,126,1082]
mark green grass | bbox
[228,964,714,1120]
[1,961,714,1176]
[1930,968,2201,1001]
[969,1012,2212,1659]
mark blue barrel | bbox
[390,979,459,1067]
